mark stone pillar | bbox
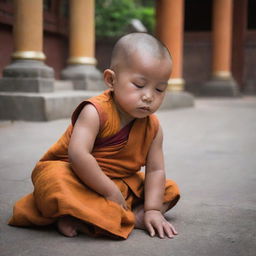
[201,0,239,96]
[156,0,185,91]
[62,0,104,90]
[0,0,54,93]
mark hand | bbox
[105,189,128,210]
[144,210,178,239]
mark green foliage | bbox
[135,7,155,34]
[95,0,136,39]
[95,0,155,39]
[133,0,154,7]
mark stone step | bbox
[54,80,74,91]
[0,90,194,121]
[0,90,101,121]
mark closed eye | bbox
[133,83,144,89]
[156,88,165,92]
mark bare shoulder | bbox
[74,103,100,131]
[70,104,100,151]
[76,103,99,123]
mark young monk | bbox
[9,32,180,239]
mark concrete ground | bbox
[0,96,255,256]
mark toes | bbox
[62,225,78,237]
[66,228,78,237]
[57,216,79,237]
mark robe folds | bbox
[9,90,180,239]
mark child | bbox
[9,32,180,239]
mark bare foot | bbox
[57,215,81,237]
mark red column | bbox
[156,0,185,91]
[12,0,45,60]
[212,0,233,78]
[68,0,96,65]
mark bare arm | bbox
[144,125,177,238]
[68,104,127,208]
[144,125,165,212]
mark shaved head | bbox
[110,33,172,71]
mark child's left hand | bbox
[144,210,178,239]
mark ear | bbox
[103,69,116,91]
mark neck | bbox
[112,93,135,128]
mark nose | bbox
[142,91,153,103]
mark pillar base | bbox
[0,60,54,93]
[200,76,240,97]
[243,80,256,95]
[61,64,105,91]
[160,91,194,110]
[0,90,101,121]
[0,89,193,121]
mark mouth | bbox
[138,106,151,112]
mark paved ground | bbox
[0,96,256,256]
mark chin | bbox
[134,113,151,119]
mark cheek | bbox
[154,94,165,106]
[123,93,138,105]
[122,86,139,98]
[116,89,138,106]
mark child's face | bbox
[110,53,172,122]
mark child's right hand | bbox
[105,189,128,210]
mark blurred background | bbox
[0,0,255,121]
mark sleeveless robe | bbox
[9,90,180,239]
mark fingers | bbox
[168,222,178,235]
[122,202,129,210]
[152,221,178,239]
[146,220,175,239]
[155,224,165,239]
[163,222,174,238]
[120,197,128,210]
[145,222,155,237]
[154,221,174,239]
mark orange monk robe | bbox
[9,90,180,239]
